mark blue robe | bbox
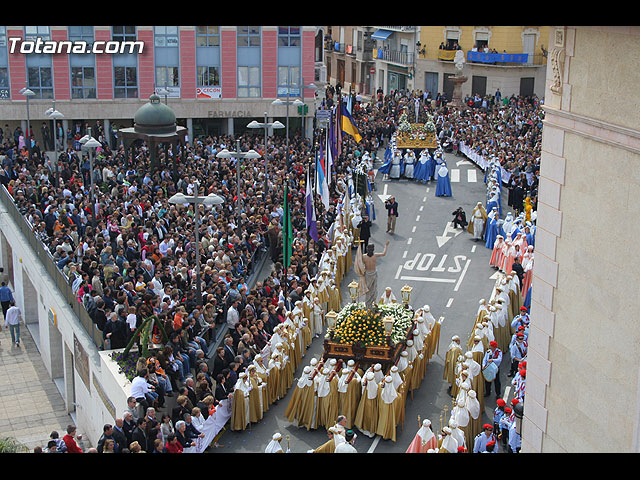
[413,152,430,183]
[378,147,393,174]
[426,155,437,181]
[484,216,499,249]
[525,231,534,247]
[435,164,452,197]
[523,285,532,310]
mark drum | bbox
[482,362,498,382]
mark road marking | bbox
[378,183,391,202]
[453,259,472,292]
[451,169,460,182]
[468,169,477,183]
[503,386,511,402]
[395,264,403,280]
[412,226,416,233]
[416,215,420,222]
[471,245,477,253]
[446,297,454,308]
[407,237,413,245]
[419,206,424,212]
[403,250,408,259]
[368,435,381,453]
[399,276,456,283]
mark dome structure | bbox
[119,94,188,174]
[133,94,177,135]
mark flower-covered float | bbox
[323,300,415,366]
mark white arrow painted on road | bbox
[456,159,472,166]
[378,183,391,202]
[436,222,462,248]
[489,271,501,280]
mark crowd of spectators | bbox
[3,82,543,453]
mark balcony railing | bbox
[437,49,546,66]
[373,48,414,66]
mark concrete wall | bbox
[0,201,128,446]
[524,25,640,453]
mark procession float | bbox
[323,285,416,366]
[395,111,438,149]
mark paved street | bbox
[215,149,511,453]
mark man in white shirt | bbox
[4,302,22,347]
[226,299,240,328]
[130,368,158,410]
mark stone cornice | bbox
[542,104,640,154]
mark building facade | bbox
[526,25,640,452]
[0,26,325,150]
[415,26,549,100]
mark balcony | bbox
[373,48,414,66]
[437,49,546,66]
[370,26,416,32]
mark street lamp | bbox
[45,105,64,188]
[18,88,35,160]
[271,96,304,168]
[168,191,225,308]
[247,113,284,196]
[513,400,524,436]
[80,129,101,228]
[215,139,261,218]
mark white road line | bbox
[426,188,430,193]
[446,297,454,308]
[395,264,403,280]
[423,196,427,202]
[407,237,413,245]
[368,435,381,453]
[403,250,408,259]
[412,226,416,233]
[451,169,460,182]
[453,259,472,291]
[503,386,511,401]
[419,206,424,212]
[467,169,477,183]
[471,245,477,253]
[400,276,457,283]
[416,215,420,222]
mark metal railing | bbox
[0,185,103,348]
[373,48,414,66]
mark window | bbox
[68,25,94,46]
[114,66,138,98]
[0,26,6,47]
[156,66,179,88]
[25,26,50,42]
[112,26,136,43]
[196,26,220,47]
[154,26,179,47]
[71,66,96,99]
[197,66,220,86]
[278,26,300,47]
[475,32,489,51]
[278,65,300,96]
[238,26,260,47]
[27,66,54,99]
[238,66,260,97]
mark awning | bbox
[371,29,392,41]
